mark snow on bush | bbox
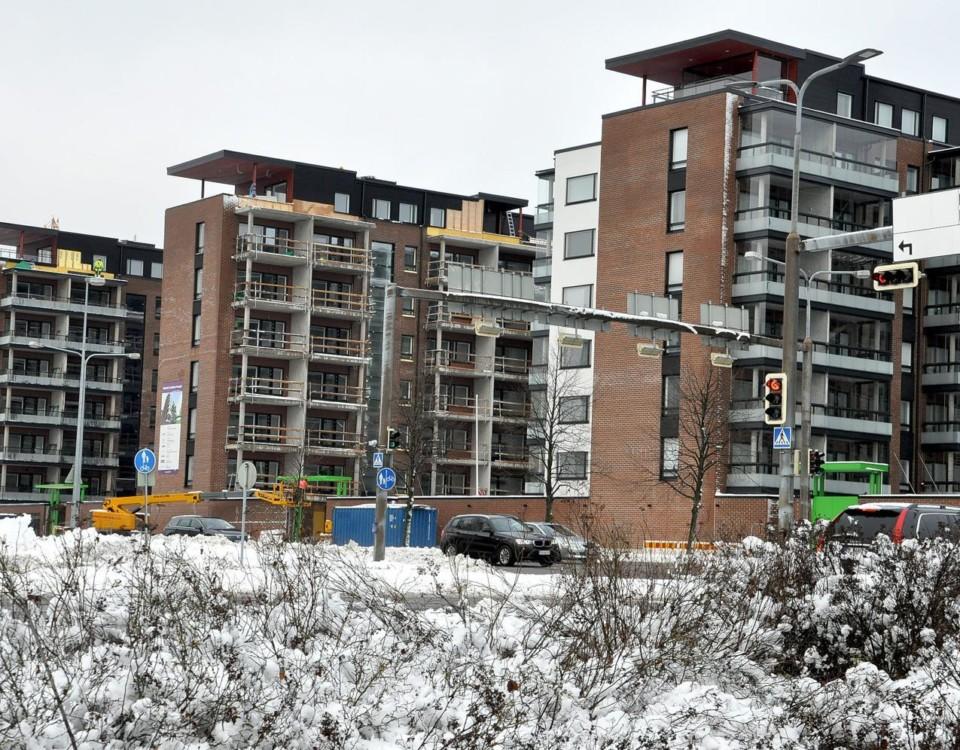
[1,516,960,748]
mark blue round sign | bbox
[134,448,157,474]
[376,467,397,491]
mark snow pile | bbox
[1,517,960,747]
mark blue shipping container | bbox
[332,504,438,548]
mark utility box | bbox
[332,504,438,548]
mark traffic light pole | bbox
[373,284,397,562]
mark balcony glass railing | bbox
[737,142,898,179]
[734,206,890,233]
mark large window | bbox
[429,207,446,228]
[191,314,201,347]
[670,128,688,169]
[906,166,919,194]
[560,340,591,369]
[400,380,412,403]
[566,173,597,204]
[334,192,350,213]
[666,251,683,295]
[668,191,686,232]
[662,374,680,415]
[403,245,417,272]
[190,361,200,393]
[194,268,203,299]
[558,451,587,479]
[126,258,143,276]
[874,102,893,129]
[836,92,853,118]
[901,108,920,137]
[933,116,949,143]
[195,223,205,254]
[400,335,414,359]
[559,396,589,424]
[399,203,418,223]
[563,229,594,259]
[562,284,592,308]
[661,437,679,479]
[372,199,391,220]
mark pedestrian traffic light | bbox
[387,427,402,450]
[872,261,920,291]
[763,373,787,426]
[808,449,826,475]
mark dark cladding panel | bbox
[797,53,865,117]
[293,164,360,210]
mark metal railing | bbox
[737,142,897,178]
[922,421,960,433]
[230,329,308,353]
[491,445,530,463]
[310,335,367,359]
[494,355,530,375]
[234,280,307,307]
[734,206,891,233]
[307,382,365,404]
[229,376,304,400]
[813,341,891,362]
[431,394,488,415]
[311,242,371,271]
[651,73,756,102]
[311,288,369,315]
[811,404,890,422]
[923,362,960,374]
[491,400,532,419]
[305,430,363,451]
[728,462,779,475]
[236,234,310,261]
[227,424,302,447]
[925,302,960,315]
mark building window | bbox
[150,369,158,392]
[152,332,160,355]
[901,341,912,373]
[874,102,893,128]
[903,286,914,312]
[906,166,919,194]
[661,437,679,479]
[148,406,156,429]
[190,361,200,393]
[400,380,412,403]
[195,222,205,254]
[670,128,688,169]
[566,173,597,204]
[668,191,686,232]
[662,374,680,415]
[429,207,446,228]
[399,203,418,223]
[403,245,417,271]
[192,314,201,346]
[562,284,593,308]
[334,192,350,213]
[563,229,595,259]
[126,258,144,276]
[836,92,853,118]
[666,251,684,295]
[371,241,395,283]
[559,396,589,424]
[151,262,162,279]
[185,455,194,487]
[154,297,161,320]
[901,108,920,136]
[372,199,391,220]
[901,400,912,431]
[933,116,948,143]
[187,408,197,439]
[400,335,414,359]
[194,268,203,300]
[560,340,591,369]
[558,451,587,480]
[401,297,415,316]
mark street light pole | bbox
[732,47,882,533]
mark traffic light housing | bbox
[387,427,402,450]
[808,449,825,475]
[763,373,787,426]
[872,261,920,291]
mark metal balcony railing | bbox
[307,382,365,404]
[491,400,532,420]
[311,242,371,271]
[734,206,891,233]
[737,142,898,179]
[305,430,363,452]
[311,288,369,315]
[309,335,367,359]
[229,376,303,400]
[230,329,308,354]
[236,234,310,262]
[813,341,891,362]
[490,445,530,464]
[234,280,308,307]
[227,424,302,447]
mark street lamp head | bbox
[126,352,141,361]
[854,269,871,279]
[850,48,882,63]
[88,275,107,288]
[28,340,43,349]
[744,250,764,261]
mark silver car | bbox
[525,522,589,562]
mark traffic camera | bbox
[872,261,920,291]
[763,373,787,426]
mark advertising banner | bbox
[158,380,184,473]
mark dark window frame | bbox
[565,173,597,205]
[563,229,595,260]
[559,395,590,424]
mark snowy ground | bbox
[1,515,959,748]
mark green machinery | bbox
[275,473,352,541]
[35,483,86,535]
[810,461,888,523]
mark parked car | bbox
[440,514,554,566]
[163,515,245,541]
[524,521,590,562]
[823,503,960,568]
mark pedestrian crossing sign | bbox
[773,426,792,450]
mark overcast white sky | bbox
[1,0,957,247]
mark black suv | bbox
[163,515,245,541]
[440,514,554,566]
[824,503,960,563]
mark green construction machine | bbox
[810,461,888,523]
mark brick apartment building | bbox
[0,222,162,504]
[157,151,542,497]
[536,30,960,540]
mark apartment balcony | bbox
[426,349,493,377]
[225,425,301,453]
[491,400,532,424]
[428,395,489,421]
[309,334,368,365]
[433,444,486,466]
[736,143,899,193]
[228,376,303,405]
[727,400,892,437]
[735,342,893,378]
[306,383,365,411]
[493,355,530,381]
[62,410,121,430]
[235,234,310,266]
[534,202,554,227]
[921,422,960,448]
[65,452,119,468]
[731,270,894,317]
[311,242,372,275]
[0,291,128,319]
[311,289,370,320]
[0,330,126,356]
[426,260,536,299]
[0,407,64,427]
[533,257,552,283]
[725,462,780,491]
[490,445,530,469]
[230,329,308,359]
[923,303,960,333]
[233,281,308,313]
[733,207,891,251]
[304,429,364,458]
[0,446,62,464]
[922,363,960,391]
[651,73,756,103]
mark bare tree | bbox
[528,350,593,523]
[391,376,435,545]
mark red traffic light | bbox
[872,262,920,291]
[766,377,782,392]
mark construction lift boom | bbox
[91,492,202,533]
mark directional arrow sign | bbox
[893,187,960,262]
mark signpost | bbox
[893,187,960,262]
[134,448,157,532]
[236,460,258,564]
